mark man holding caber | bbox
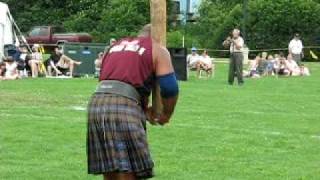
[87,24,179,180]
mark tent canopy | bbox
[0,2,15,59]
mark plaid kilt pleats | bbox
[87,93,154,179]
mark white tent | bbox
[0,2,15,60]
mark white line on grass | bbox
[310,135,320,139]
[70,106,86,111]
[174,123,319,140]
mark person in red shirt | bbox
[87,24,179,180]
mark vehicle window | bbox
[29,27,49,36]
[29,27,41,36]
[38,27,49,36]
[52,27,65,33]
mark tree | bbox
[193,0,320,50]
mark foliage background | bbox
[3,0,320,50]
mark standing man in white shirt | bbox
[223,29,245,86]
[288,33,303,65]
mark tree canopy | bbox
[194,0,320,49]
[3,0,320,50]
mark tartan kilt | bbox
[87,93,154,179]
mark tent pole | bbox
[8,11,32,52]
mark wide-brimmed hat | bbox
[191,47,197,51]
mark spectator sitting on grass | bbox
[244,55,260,78]
[56,51,82,77]
[187,47,200,70]
[278,53,290,76]
[273,54,280,75]
[257,52,268,76]
[47,47,82,77]
[95,52,104,78]
[47,47,63,76]
[266,55,275,76]
[299,64,311,76]
[3,56,19,80]
[197,50,213,78]
[286,54,301,76]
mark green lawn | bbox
[1,63,320,179]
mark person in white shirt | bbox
[288,33,303,65]
[95,52,104,78]
[28,45,43,78]
[223,28,245,85]
[3,56,19,80]
[197,50,213,78]
[286,54,301,76]
[187,47,200,69]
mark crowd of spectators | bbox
[244,52,310,78]
[0,44,82,80]
[187,33,311,80]
[0,33,313,81]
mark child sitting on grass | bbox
[3,56,19,80]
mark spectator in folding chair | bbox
[197,50,213,78]
[28,44,43,78]
[187,47,200,70]
[16,46,29,78]
[12,45,28,77]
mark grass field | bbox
[1,63,320,180]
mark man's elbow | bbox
[158,73,179,99]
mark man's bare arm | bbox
[153,43,179,125]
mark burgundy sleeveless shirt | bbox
[99,36,155,100]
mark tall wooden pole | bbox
[150,0,167,45]
[150,0,166,115]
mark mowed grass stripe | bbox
[0,63,320,179]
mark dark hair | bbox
[4,56,14,62]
